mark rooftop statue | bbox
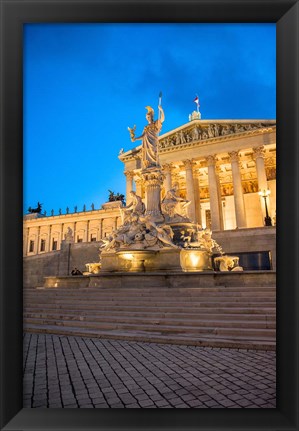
[108,190,125,204]
[128,102,164,170]
[28,201,42,214]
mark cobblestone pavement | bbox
[23,333,276,409]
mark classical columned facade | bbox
[24,119,276,257]
[119,119,276,231]
[23,205,123,257]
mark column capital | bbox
[162,163,173,174]
[228,150,240,163]
[206,155,217,167]
[142,170,164,186]
[252,146,265,161]
[124,170,134,179]
[135,176,143,185]
[183,159,194,170]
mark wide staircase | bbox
[23,285,276,350]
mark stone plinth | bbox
[43,270,276,289]
[101,248,181,272]
[117,250,157,272]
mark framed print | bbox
[1,1,298,430]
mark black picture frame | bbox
[1,0,298,430]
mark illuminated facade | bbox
[23,117,276,257]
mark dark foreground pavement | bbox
[23,333,276,409]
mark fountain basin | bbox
[180,249,212,272]
[116,250,157,272]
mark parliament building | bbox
[23,113,276,268]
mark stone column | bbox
[99,219,103,240]
[194,175,202,227]
[252,146,271,218]
[85,221,89,242]
[206,155,221,231]
[124,171,134,205]
[60,223,64,249]
[47,225,52,252]
[36,226,41,255]
[183,159,196,222]
[216,166,224,231]
[142,169,165,222]
[162,163,173,192]
[135,177,143,197]
[229,151,247,228]
[114,217,118,230]
[73,222,77,243]
[23,227,29,256]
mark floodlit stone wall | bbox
[23,227,276,287]
[213,226,276,270]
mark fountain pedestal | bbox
[116,250,157,272]
[142,168,165,223]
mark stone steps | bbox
[23,312,276,329]
[24,302,276,315]
[23,307,276,321]
[24,317,275,337]
[23,285,276,350]
[23,324,276,350]
[24,293,276,301]
[24,299,276,309]
[26,286,276,296]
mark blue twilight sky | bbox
[23,23,276,215]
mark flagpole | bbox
[158,91,162,120]
[196,94,199,114]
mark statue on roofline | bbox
[28,201,42,214]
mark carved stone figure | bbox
[128,105,164,169]
[85,263,101,274]
[123,191,145,222]
[191,127,199,141]
[179,130,186,144]
[234,124,245,133]
[221,125,231,135]
[207,125,214,138]
[140,215,178,249]
[100,211,178,252]
[213,123,220,136]
[215,255,243,272]
[161,184,191,221]
[182,228,223,255]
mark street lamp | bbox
[258,189,272,226]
